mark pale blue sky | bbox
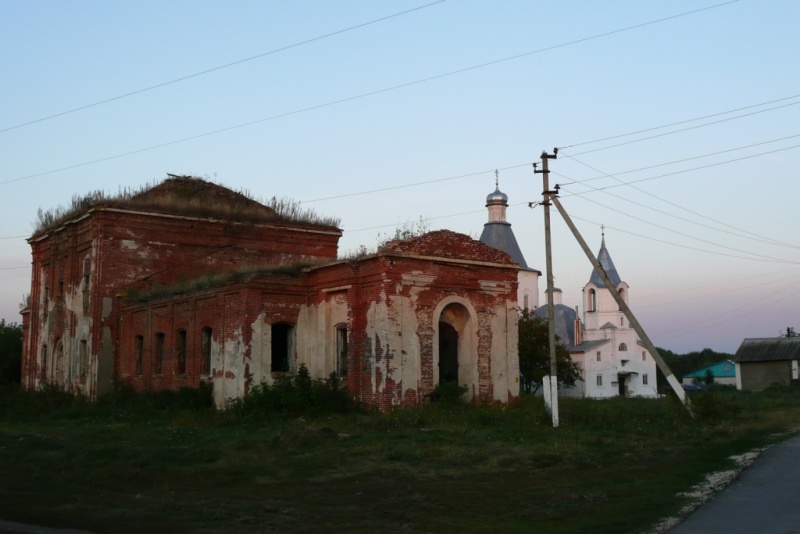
[1,1,798,353]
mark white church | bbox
[535,235,659,398]
[478,179,657,399]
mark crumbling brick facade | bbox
[21,177,521,409]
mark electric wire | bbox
[635,271,800,310]
[636,267,799,301]
[0,0,448,134]
[566,101,800,157]
[570,193,798,263]
[0,1,737,187]
[567,215,799,265]
[558,93,800,151]
[656,282,800,340]
[557,147,800,250]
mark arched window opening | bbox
[200,327,212,375]
[438,322,459,384]
[619,342,628,352]
[176,329,187,375]
[336,324,348,377]
[588,289,596,312]
[271,323,295,373]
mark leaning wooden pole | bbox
[550,195,693,416]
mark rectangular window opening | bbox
[154,333,165,376]
[176,329,187,375]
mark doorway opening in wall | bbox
[336,324,348,377]
[271,323,295,373]
[438,322,459,384]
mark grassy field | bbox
[1,382,799,534]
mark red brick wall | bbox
[23,206,340,395]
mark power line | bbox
[567,216,799,265]
[635,271,800,310]
[0,1,448,134]
[562,143,800,194]
[567,193,799,264]
[0,1,737,187]
[656,282,800,341]
[558,146,800,250]
[559,93,800,150]
[567,100,800,157]
[636,267,800,302]
[302,163,530,203]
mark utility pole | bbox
[549,195,693,416]
[535,149,560,428]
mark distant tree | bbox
[703,368,715,386]
[0,320,23,385]
[518,310,582,394]
[656,347,733,392]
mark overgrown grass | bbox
[1,385,799,533]
[33,176,341,235]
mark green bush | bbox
[229,364,359,416]
[428,381,468,404]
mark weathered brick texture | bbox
[21,180,521,410]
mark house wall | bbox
[737,360,791,390]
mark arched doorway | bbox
[438,322,458,384]
[435,300,477,391]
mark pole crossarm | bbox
[549,195,693,416]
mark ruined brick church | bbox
[20,176,536,409]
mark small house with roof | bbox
[733,337,800,390]
[681,359,736,387]
[535,235,658,398]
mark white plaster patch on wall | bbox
[365,292,421,403]
[216,326,249,407]
[121,240,139,250]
